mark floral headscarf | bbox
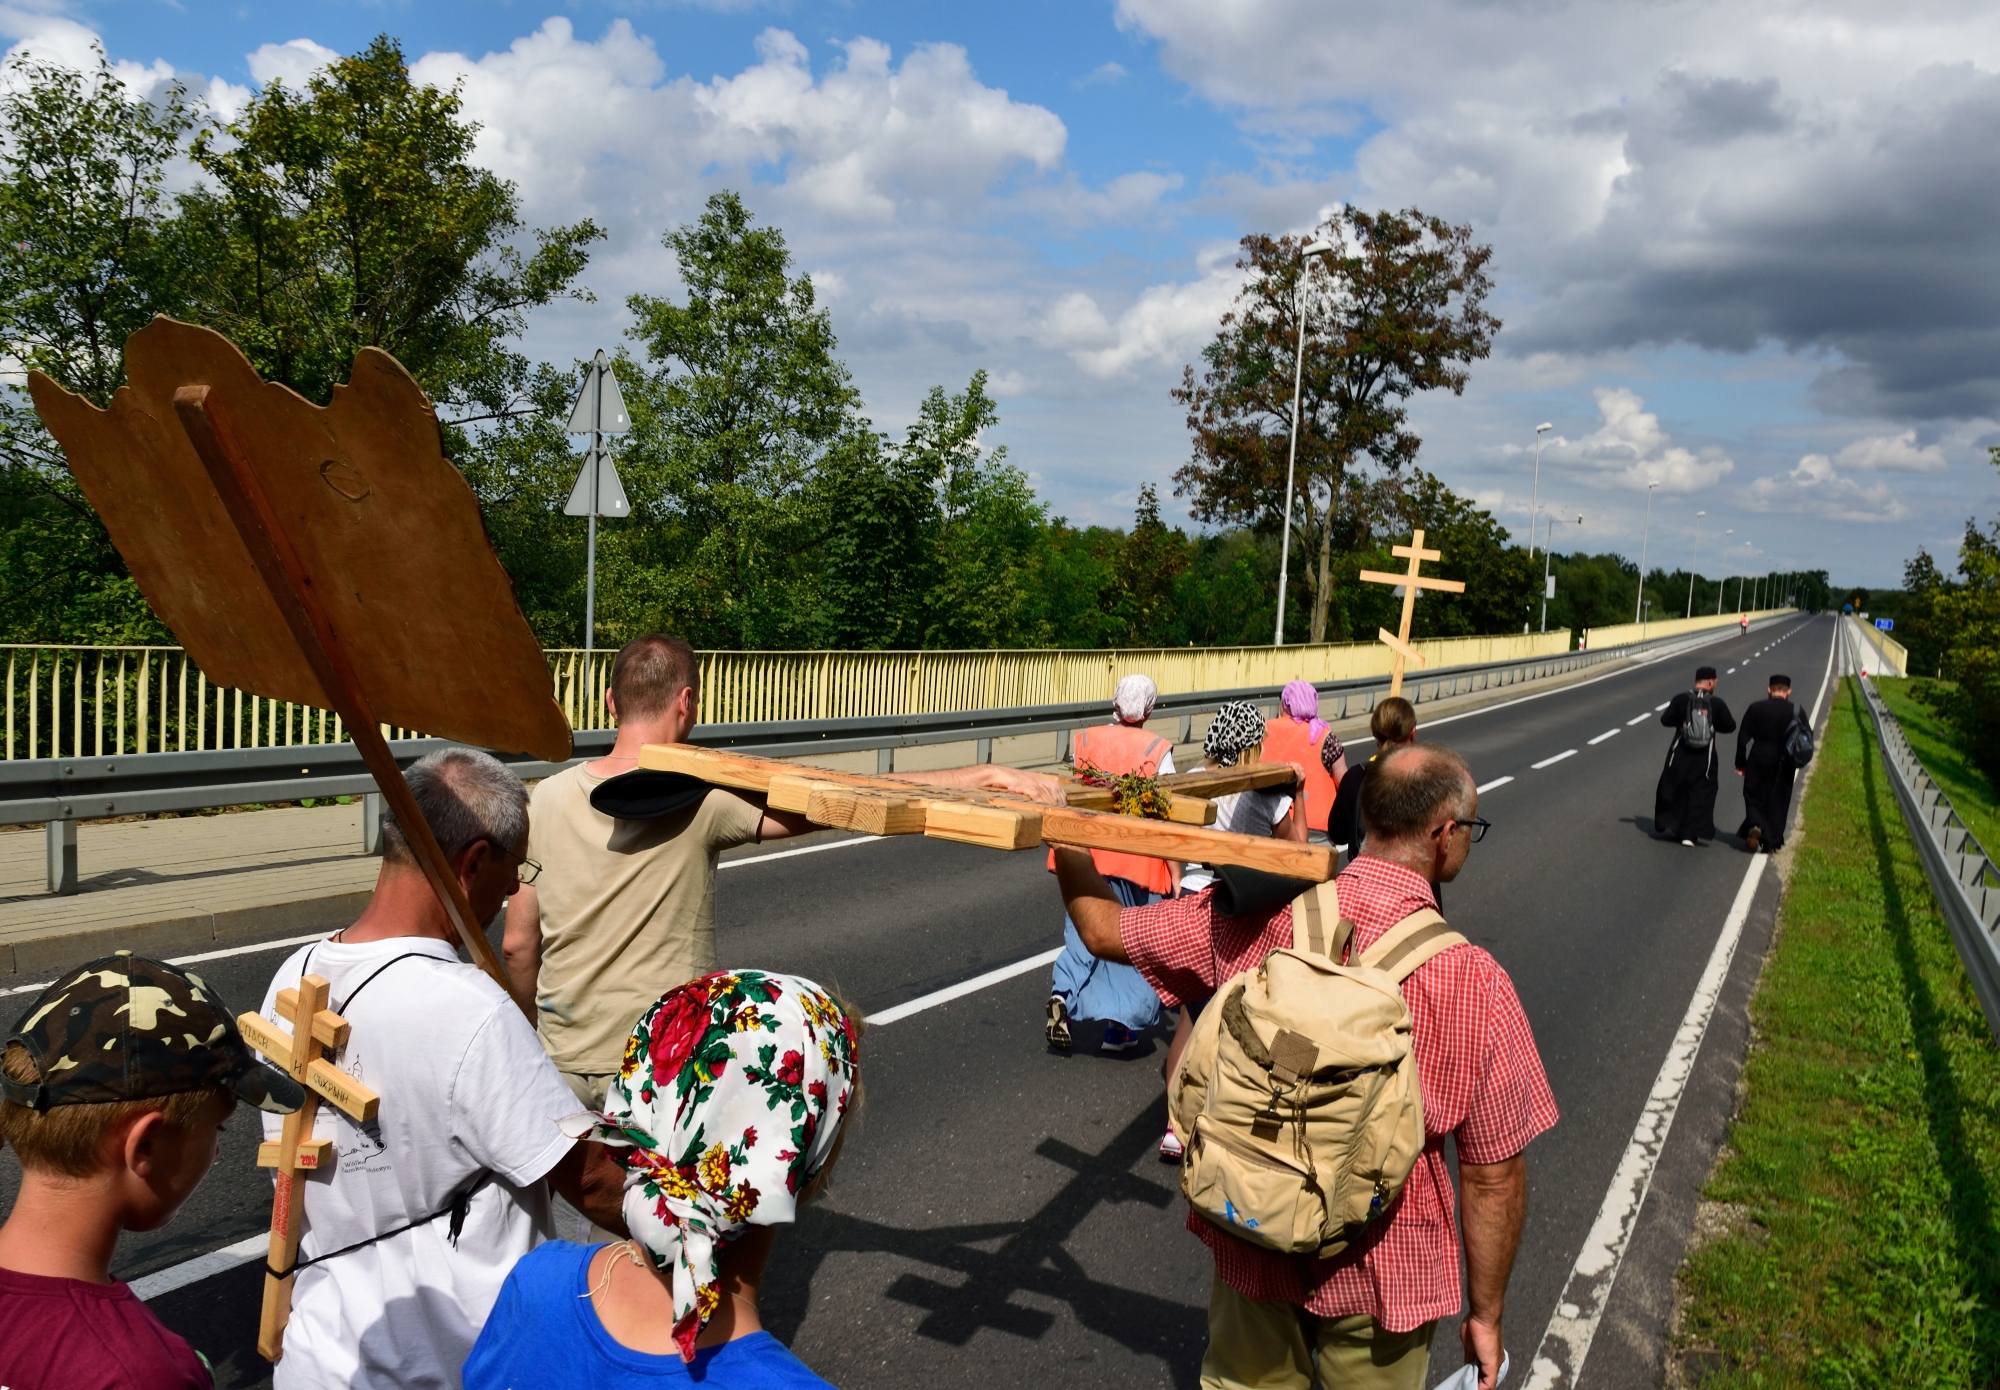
[560,970,858,1362]
[1111,673,1158,725]
[1281,679,1329,744]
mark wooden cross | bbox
[1358,529,1466,698]
[235,975,381,1363]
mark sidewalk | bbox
[0,635,1703,977]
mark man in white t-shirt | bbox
[261,749,627,1390]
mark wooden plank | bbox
[255,976,326,1363]
[1056,781,1217,825]
[274,989,348,1048]
[925,801,1043,851]
[1377,628,1428,667]
[304,1057,380,1123]
[258,1139,333,1170]
[806,786,928,836]
[1157,764,1298,798]
[1040,807,1335,881]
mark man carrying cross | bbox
[258,748,629,1390]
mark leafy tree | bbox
[1900,549,1951,679]
[0,50,196,641]
[1173,208,1498,643]
[1108,484,1193,647]
[178,35,602,420]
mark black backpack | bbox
[1785,707,1815,768]
[1680,691,1715,750]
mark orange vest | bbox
[1263,715,1337,833]
[1050,723,1174,894]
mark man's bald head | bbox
[1361,744,1475,845]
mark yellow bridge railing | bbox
[6,629,1579,762]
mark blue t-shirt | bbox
[464,1241,834,1389]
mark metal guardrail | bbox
[1852,627,2000,1042]
[4,616,1788,895]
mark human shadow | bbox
[764,1099,1204,1385]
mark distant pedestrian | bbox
[1330,696,1418,858]
[1654,666,1737,846]
[1045,674,1174,1055]
[1735,675,1802,853]
[1264,680,1347,844]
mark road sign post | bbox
[564,350,632,654]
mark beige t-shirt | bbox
[527,763,765,1074]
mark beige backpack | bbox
[1169,879,1464,1258]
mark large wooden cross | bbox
[235,975,381,1362]
[1358,529,1466,698]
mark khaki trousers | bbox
[552,1071,620,1244]
[1200,1276,1435,1390]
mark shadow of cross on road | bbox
[772,1100,1205,1374]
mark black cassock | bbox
[1735,695,1800,850]
[1654,691,1737,842]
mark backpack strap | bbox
[1289,880,1355,962]
[1355,909,1466,982]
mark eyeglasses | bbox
[486,841,542,884]
[1431,816,1492,844]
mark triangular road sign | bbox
[563,447,631,518]
[565,351,630,435]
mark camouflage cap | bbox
[3,951,303,1114]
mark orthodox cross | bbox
[237,976,380,1362]
[1358,529,1466,698]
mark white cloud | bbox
[247,38,338,91]
[1747,452,1908,522]
[1832,430,1947,473]
[1536,387,1734,493]
[1039,260,1244,379]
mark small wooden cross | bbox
[236,975,380,1363]
[1358,529,1466,698]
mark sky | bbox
[8,0,2000,591]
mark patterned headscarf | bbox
[1203,700,1267,766]
[1281,679,1329,743]
[561,970,859,1362]
[1112,673,1158,725]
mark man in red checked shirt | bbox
[1054,744,1557,1390]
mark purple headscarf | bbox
[1281,679,1329,744]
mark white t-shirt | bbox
[1179,787,1294,893]
[259,936,585,1390]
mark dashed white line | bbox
[720,835,883,869]
[1626,713,1652,726]
[131,1235,266,1302]
[1587,730,1620,746]
[1655,702,1671,711]
[1476,776,1514,794]
[865,947,1065,1025]
[1726,667,1736,674]
[1531,749,1577,769]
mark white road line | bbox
[1530,749,1577,769]
[1475,776,1514,794]
[864,947,1065,1026]
[1626,714,1652,726]
[1525,852,1771,1389]
[720,835,883,870]
[1726,667,1736,674]
[1655,702,1670,711]
[1587,730,1619,746]
[132,1235,266,1302]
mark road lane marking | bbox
[864,947,1065,1026]
[1525,852,1771,1389]
[1626,714,1651,726]
[132,1235,266,1301]
[1587,730,1619,745]
[1655,702,1670,711]
[720,835,884,869]
[1726,667,1736,674]
[1475,776,1514,793]
[1530,750,1576,769]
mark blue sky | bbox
[13,0,2000,589]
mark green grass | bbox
[1675,676,2000,1386]
[1876,679,2000,856]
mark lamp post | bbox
[1716,530,1733,613]
[1527,422,1553,559]
[1273,237,1338,647]
[1634,479,1659,623]
[1686,510,1705,618]
[1541,510,1583,633]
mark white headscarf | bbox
[561,970,858,1362]
[1112,673,1158,725]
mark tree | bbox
[0,50,196,640]
[1174,207,1498,643]
[178,35,602,422]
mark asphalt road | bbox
[0,614,1837,1389]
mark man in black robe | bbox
[1736,674,1801,852]
[1655,666,1737,845]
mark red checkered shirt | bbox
[1121,855,1559,1331]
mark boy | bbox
[0,951,304,1389]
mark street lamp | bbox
[1527,422,1553,559]
[1716,530,1733,614]
[1541,510,1583,633]
[1686,510,1705,618]
[1274,237,1338,647]
[1634,479,1659,623]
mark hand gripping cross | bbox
[236,976,380,1362]
[1358,528,1466,698]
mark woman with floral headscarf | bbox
[464,970,859,1389]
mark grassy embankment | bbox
[1674,676,2000,1385]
